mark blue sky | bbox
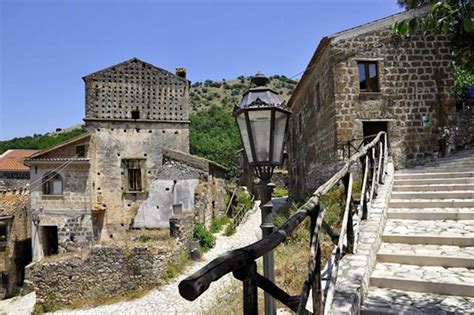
[0,0,402,140]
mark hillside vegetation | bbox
[0,126,87,155]
[0,75,297,174]
[189,75,297,112]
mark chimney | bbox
[176,67,187,79]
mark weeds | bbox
[209,216,230,233]
[272,186,289,198]
[193,223,216,251]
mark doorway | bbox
[363,121,388,139]
[41,226,58,256]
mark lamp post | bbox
[234,72,291,315]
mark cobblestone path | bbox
[362,150,474,314]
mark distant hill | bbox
[0,126,87,155]
[189,75,297,112]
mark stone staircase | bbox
[361,151,474,314]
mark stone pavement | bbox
[361,150,474,314]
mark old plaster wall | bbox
[29,164,92,261]
[87,121,190,236]
[133,159,226,229]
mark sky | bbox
[0,0,402,140]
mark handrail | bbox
[179,131,388,314]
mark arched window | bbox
[42,172,63,195]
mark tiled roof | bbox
[0,193,29,217]
[0,159,29,171]
[27,158,90,163]
[0,149,39,159]
[28,133,90,160]
[162,148,226,172]
[0,149,38,171]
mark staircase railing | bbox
[179,131,388,314]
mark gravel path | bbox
[54,203,262,315]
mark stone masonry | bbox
[288,7,457,198]
[26,244,180,309]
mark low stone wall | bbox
[329,160,394,314]
[27,245,180,309]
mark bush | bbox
[193,223,216,251]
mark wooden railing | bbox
[179,132,388,314]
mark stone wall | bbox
[288,41,339,199]
[289,27,455,197]
[29,164,91,212]
[27,244,180,309]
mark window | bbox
[123,159,144,192]
[298,113,303,133]
[315,83,322,111]
[358,61,379,92]
[131,109,140,119]
[43,172,63,195]
[76,145,86,157]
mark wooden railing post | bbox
[359,155,369,220]
[369,147,377,201]
[309,206,323,314]
[342,173,354,254]
[233,262,258,315]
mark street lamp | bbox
[234,72,291,315]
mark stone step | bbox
[393,177,474,186]
[392,183,474,192]
[382,219,474,246]
[389,199,474,208]
[400,165,474,174]
[387,208,474,220]
[361,287,474,314]
[377,253,474,269]
[391,190,474,200]
[370,262,474,297]
[395,171,474,180]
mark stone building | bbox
[0,150,38,190]
[288,7,456,197]
[0,190,31,299]
[26,58,226,261]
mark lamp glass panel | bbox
[248,110,272,162]
[272,110,288,163]
[236,112,253,163]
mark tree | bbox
[189,105,241,177]
[393,0,473,68]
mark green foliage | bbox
[193,223,216,251]
[224,223,236,236]
[0,126,87,155]
[236,189,253,211]
[209,216,230,233]
[393,0,473,68]
[320,184,346,229]
[189,105,241,176]
[272,186,289,198]
[454,66,474,100]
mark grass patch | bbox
[272,186,289,198]
[224,223,237,236]
[166,250,190,280]
[209,216,230,233]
